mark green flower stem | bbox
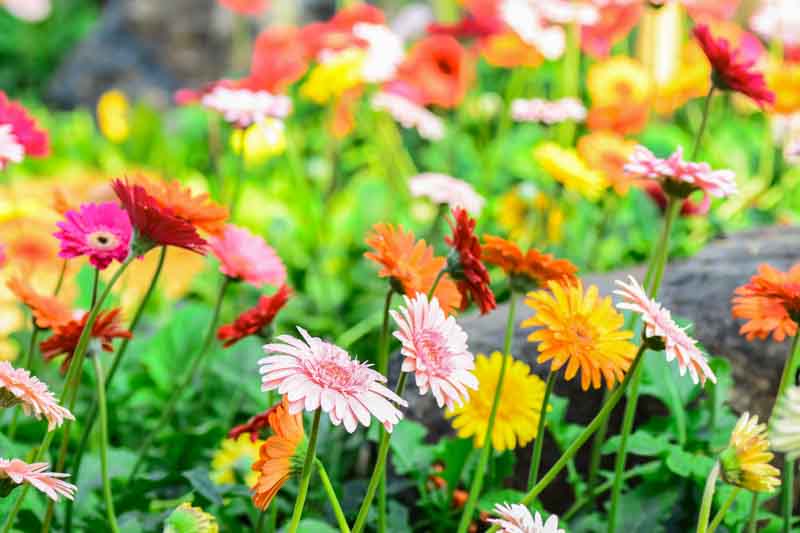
[255,510,267,533]
[427,269,447,300]
[776,334,800,411]
[696,462,720,533]
[747,492,760,533]
[527,370,555,489]
[128,276,230,481]
[268,504,278,533]
[316,459,351,533]
[692,86,715,160]
[376,288,394,533]
[585,387,611,508]
[775,333,800,533]
[92,356,119,533]
[783,461,795,533]
[287,409,322,533]
[7,324,41,439]
[456,292,518,533]
[708,487,740,533]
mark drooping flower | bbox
[208,225,286,288]
[720,413,780,493]
[202,87,291,128]
[511,97,587,125]
[488,503,565,533]
[771,386,800,461]
[482,236,578,289]
[218,0,268,16]
[0,459,76,501]
[533,142,608,201]
[365,224,461,314]
[409,173,484,215]
[577,131,638,195]
[40,309,132,373]
[217,285,291,348]
[6,277,72,330]
[391,293,477,409]
[445,208,496,315]
[0,91,49,169]
[54,202,132,270]
[614,276,716,385]
[446,352,546,451]
[259,327,407,432]
[164,502,219,533]
[135,177,229,236]
[396,35,474,109]
[371,91,445,141]
[0,361,73,431]
[732,263,800,342]
[523,281,636,390]
[693,24,775,107]
[211,434,263,487]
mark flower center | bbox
[414,329,451,373]
[87,230,120,251]
[569,321,595,348]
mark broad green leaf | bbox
[601,430,672,457]
[389,420,435,476]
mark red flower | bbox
[247,26,311,93]
[693,24,775,106]
[640,181,711,217]
[40,309,132,373]
[445,208,496,315]
[217,285,291,347]
[0,90,49,158]
[396,35,474,109]
[299,3,385,58]
[217,0,268,16]
[228,403,280,442]
[112,179,207,255]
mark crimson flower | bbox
[40,309,132,373]
[228,403,279,442]
[445,208,496,315]
[217,285,291,347]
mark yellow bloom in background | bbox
[164,503,219,533]
[210,434,263,487]
[300,48,365,105]
[522,281,636,391]
[230,119,287,165]
[497,185,564,246]
[577,131,638,196]
[654,42,711,115]
[97,89,131,143]
[721,412,780,493]
[533,142,607,201]
[446,352,546,452]
[768,62,800,115]
[587,56,652,108]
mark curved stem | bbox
[776,334,800,412]
[708,487,740,533]
[456,292,518,533]
[696,462,720,533]
[92,356,120,533]
[427,269,447,300]
[692,86,715,160]
[287,410,322,533]
[316,459,351,533]
[527,370,555,489]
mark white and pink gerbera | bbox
[0,361,74,431]
[409,173,485,215]
[391,293,478,410]
[0,458,76,501]
[259,327,408,432]
[488,503,565,533]
[201,87,292,128]
[371,91,445,141]
[208,224,286,289]
[614,276,716,385]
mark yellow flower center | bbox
[87,230,120,251]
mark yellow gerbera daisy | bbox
[587,55,652,108]
[210,434,263,487]
[164,503,219,533]
[446,352,546,452]
[720,412,781,493]
[522,281,636,390]
[96,89,131,144]
[300,48,365,105]
[533,142,607,201]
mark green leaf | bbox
[665,446,715,481]
[286,519,338,533]
[434,437,474,493]
[601,430,672,457]
[477,489,527,512]
[388,420,435,476]
[182,467,223,506]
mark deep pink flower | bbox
[208,224,286,288]
[0,459,76,502]
[54,202,132,270]
[259,327,408,432]
[0,361,74,431]
[0,91,49,168]
[0,243,6,268]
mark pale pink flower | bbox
[54,202,132,270]
[488,503,565,533]
[539,0,599,25]
[352,23,405,84]
[390,293,477,409]
[0,124,24,170]
[208,224,286,288]
[615,276,716,385]
[2,0,51,22]
[624,145,671,179]
[0,362,74,431]
[0,458,76,501]
[371,92,445,141]
[409,173,484,215]
[511,97,587,125]
[201,87,292,128]
[751,0,800,48]
[259,327,408,432]
[500,0,566,60]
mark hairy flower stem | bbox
[696,463,720,533]
[92,356,120,533]
[316,459,351,533]
[456,292,518,533]
[287,410,322,533]
[129,276,230,481]
[708,487,740,533]
[527,370,555,489]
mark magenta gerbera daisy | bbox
[0,458,76,502]
[0,361,74,431]
[54,202,132,270]
[390,293,478,409]
[259,327,408,432]
[615,276,716,385]
[208,224,286,288]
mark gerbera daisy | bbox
[533,142,608,201]
[693,24,774,107]
[371,91,445,141]
[395,35,474,109]
[511,97,587,125]
[615,276,716,385]
[577,131,638,196]
[251,397,305,511]
[0,458,76,501]
[732,263,800,342]
[720,412,780,493]
[201,87,292,128]
[228,404,277,442]
[771,386,800,461]
[260,327,408,432]
[445,208,496,315]
[208,225,286,288]
[6,277,72,330]
[54,202,132,270]
[0,91,49,169]
[0,361,73,431]
[390,293,477,409]
[446,352,545,451]
[409,173,484,216]
[136,177,229,236]
[522,281,636,390]
[217,285,291,348]
[488,503,565,533]
[164,503,219,533]
[112,179,207,255]
[210,434,263,487]
[40,309,132,373]
[364,223,461,314]
[482,235,577,290]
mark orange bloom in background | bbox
[249,26,311,93]
[6,277,72,330]
[577,131,638,195]
[135,177,229,236]
[365,224,461,314]
[587,103,650,136]
[330,86,363,139]
[397,35,474,109]
[482,236,578,288]
[481,32,544,69]
[587,56,652,135]
[582,1,643,58]
[40,309,132,373]
[732,263,800,342]
[768,62,800,115]
[251,397,305,511]
[654,41,712,115]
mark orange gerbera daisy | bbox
[365,224,461,314]
[732,263,800,342]
[134,176,229,236]
[482,236,577,290]
[40,309,132,373]
[6,277,72,330]
[522,280,636,390]
[577,131,638,195]
[251,397,305,511]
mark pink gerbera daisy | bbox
[615,276,716,385]
[259,327,408,432]
[0,458,76,501]
[487,503,565,533]
[201,87,292,128]
[0,91,49,168]
[0,362,73,431]
[54,202,132,270]
[409,173,485,215]
[208,224,286,288]
[390,293,477,409]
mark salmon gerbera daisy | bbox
[0,458,76,502]
[720,413,780,493]
[522,280,636,390]
[259,327,408,432]
[488,503,565,533]
[217,285,291,347]
[482,235,578,291]
[445,208,496,315]
[0,361,73,431]
[732,263,800,342]
[6,277,72,329]
[40,309,132,373]
[208,225,286,288]
[54,202,132,270]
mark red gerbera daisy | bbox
[217,285,291,348]
[396,35,474,109]
[445,208,496,315]
[228,403,280,442]
[693,24,775,106]
[111,179,207,256]
[40,309,132,373]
